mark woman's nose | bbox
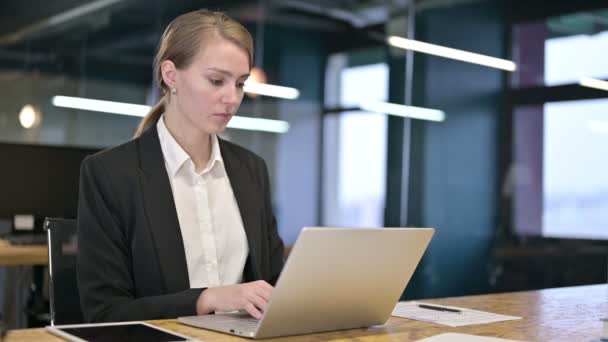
[222,86,240,106]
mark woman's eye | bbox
[237,82,245,89]
[210,79,223,86]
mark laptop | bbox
[178,227,434,339]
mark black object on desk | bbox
[2,213,48,245]
[418,304,462,313]
[2,234,47,245]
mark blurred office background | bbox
[0,0,607,328]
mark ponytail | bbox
[133,95,165,138]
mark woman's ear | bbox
[160,60,178,89]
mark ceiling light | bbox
[244,81,300,100]
[246,67,268,99]
[587,120,608,134]
[387,36,517,72]
[52,95,149,116]
[360,101,445,122]
[579,77,608,92]
[228,116,289,133]
[249,67,267,84]
[51,95,289,133]
[19,104,42,129]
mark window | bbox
[545,31,608,86]
[543,99,608,239]
[511,9,608,88]
[322,60,388,227]
[509,7,608,240]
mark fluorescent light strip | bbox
[244,81,300,100]
[579,77,608,92]
[387,36,517,72]
[49,0,126,26]
[360,101,446,122]
[52,95,149,117]
[228,116,290,133]
[587,120,608,134]
[51,95,289,133]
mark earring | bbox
[171,88,176,95]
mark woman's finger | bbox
[244,302,263,320]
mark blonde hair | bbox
[133,9,253,138]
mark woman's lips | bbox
[213,113,232,118]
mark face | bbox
[163,34,250,135]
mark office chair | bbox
[45,218,84,325]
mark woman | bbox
[76,9,284,323]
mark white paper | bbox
[416,333,527,342]
[391,301,521,327]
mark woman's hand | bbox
[196,280,273,319]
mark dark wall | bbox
[403,1,505,299]
[265,25,326,244]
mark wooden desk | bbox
[0,239,48,266]
[6,284,606,341]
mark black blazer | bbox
[76,124,284,323]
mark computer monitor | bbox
[0,142,99,231]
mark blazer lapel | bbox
[137,125,190,293]
[219,139,263,281]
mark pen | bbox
[418,304,461,313]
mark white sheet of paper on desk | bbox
[416,333,527,342]
[391,301,521,327]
